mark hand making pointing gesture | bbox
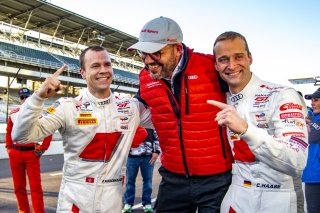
[207,100,248,135]
[36,64,67,99]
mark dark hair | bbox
[79,45,106,69]
[213,31,251,56]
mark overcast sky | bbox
[50,0,320,102]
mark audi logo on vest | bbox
[280,103,303,111]
[188,75,198,80]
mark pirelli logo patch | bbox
[76,118,98,125]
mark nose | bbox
[227,57,237,70]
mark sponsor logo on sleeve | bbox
[46,106,56,114]
[289,136,308,151]
[282,132,306,138]
[280,103,302,111]
[280,112,304,119]
[44,101,60,115]
[281,119,305,129]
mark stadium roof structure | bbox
[0,0,139,58]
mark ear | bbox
[80,68,86,79]
[248,53,253,65]
[175,43,183,55]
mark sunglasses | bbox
[136,44,174,62]
[19,96,28,100]
[137,50,162,62]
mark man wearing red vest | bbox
[6,87,52,213]
[128,16,233,213]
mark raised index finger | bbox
[207,100,229,110]
[52,64,67,78]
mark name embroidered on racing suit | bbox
[256,183,281,189]
[101,178,122,183]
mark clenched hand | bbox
[37,64,67,98]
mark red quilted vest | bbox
[139,48,233,176]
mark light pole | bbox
[288,76,320,86]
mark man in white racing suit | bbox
[208,31,308,213]
[12,46,152,213]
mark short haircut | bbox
[214,31,251,56]
[79,45,106,69]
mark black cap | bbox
[18,88,31,97]
[305,88,320,100]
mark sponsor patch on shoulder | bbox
[46,106,56,114]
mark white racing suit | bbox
[221,74,308,213]
[12,88,152,213]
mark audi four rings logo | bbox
[230,94,243,102]
[188,75,198,80]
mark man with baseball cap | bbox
[18,87,31,98]
[302,87,320,213]
[128,16,233,213]
[6,87,52,212]
[304,88,320,100]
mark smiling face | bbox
[142,44,183,80]
[214,37,253,94]
[80,49,113,99]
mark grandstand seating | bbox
[0,40,140,85]
[114,68,139,85]
[0,41,60,63]
[52,54,80,71]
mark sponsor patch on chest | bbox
[76,118,98,125]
